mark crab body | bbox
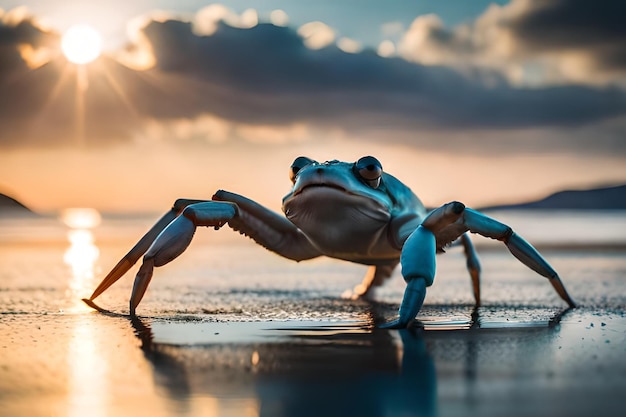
[283,158,423,264]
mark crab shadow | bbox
[128,304,572,417]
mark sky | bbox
[0,0,625,213]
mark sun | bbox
[61,24,103,65]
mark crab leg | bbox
[84,199,206,304]
[128,195,325,315]
[382,202,575,328]
[381,202,464,328]
[462,208,576,308]
[460,233,481,306]
[85,191,323,315]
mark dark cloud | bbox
[0,8,625,152]
[508,0,626,73]
[0,13,58,77]
[509,0,626,52]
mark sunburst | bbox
[34,23,141,147]
[61,24,103,65]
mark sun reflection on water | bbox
[62,208,101,312]
[67,319,108,417]
[61,207,102,229]
[61,208,110,416]
[64,230,99,289]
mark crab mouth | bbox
[285,182,390,223]
[296,183,347,195]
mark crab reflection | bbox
[131,315,437,417]
[128,306,570,417]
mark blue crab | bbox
[84,156,575,328]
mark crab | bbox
[83,156,576,328]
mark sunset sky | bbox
[0,0,625,214]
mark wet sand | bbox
[1,213,626,416]
[2,306,625,417]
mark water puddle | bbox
[144,309,568,346]
[148,320,372,345]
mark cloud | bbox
[193,4,258,35]
[137,16,626,125]
[0,8,59,74]
[0,4,624,156]
[508,0,626,65]
[297,21,335,50]
[398,0,626,86]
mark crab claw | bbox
[380,278,427,329]
[130,214,196,315]
[381,226,435,328]
[130,258,154,316]
[421,201,465,234]
[84,208,180,305]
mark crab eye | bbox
[355,156,383,188]
[289,156,316,183]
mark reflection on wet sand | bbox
[67,320,108,417]
[63,209,109,416]
[130,310,434,417]
[126,306,574,417]
[133,319,436,416]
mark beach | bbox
[1,211,625,417]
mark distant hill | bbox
[1,184,624,216]
[483,184,626,210]
[0,193,36,215]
